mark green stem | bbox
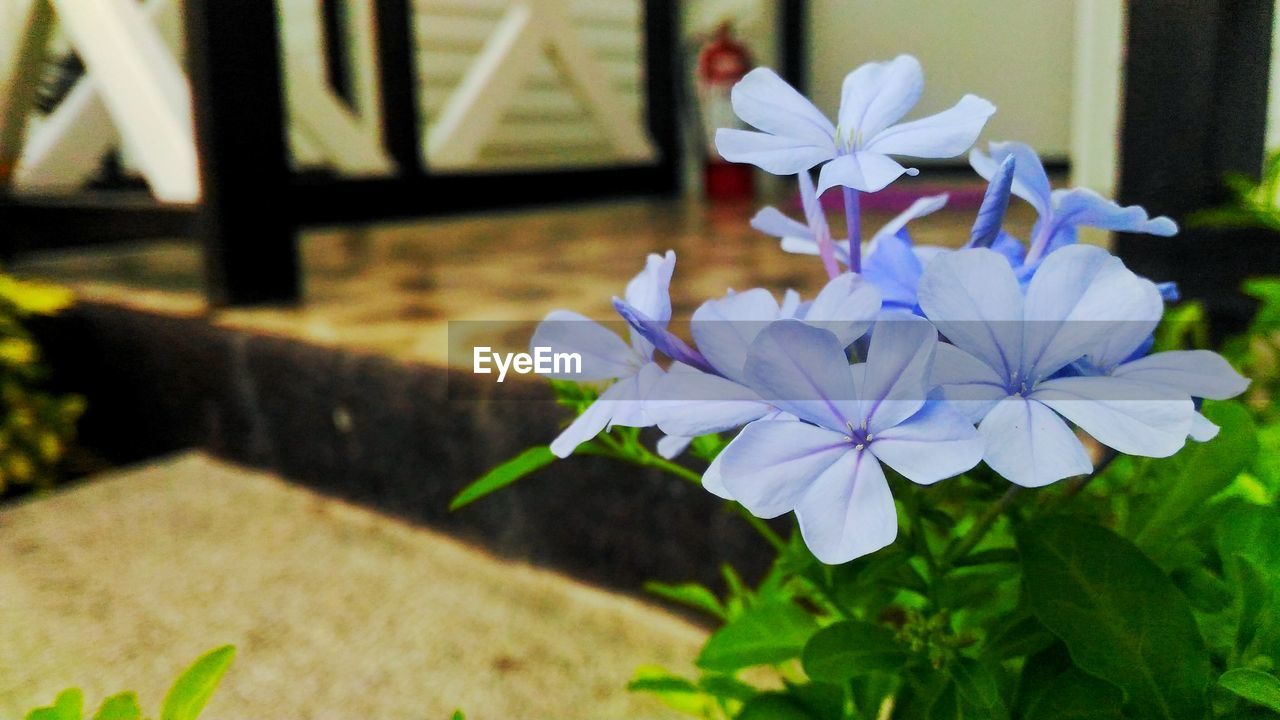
[942,487,1020,568]
[605,436,788,553]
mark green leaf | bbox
[1218,669,1280,713]
[161,645,236,720]
[1132,402,1257,552]
[1024,668,1124,720]
[450,446,556,510]
[26,689,83,720]
[696,601,818,672]
[93,693,142,720]
[450,712,465,720]
[736,693,820,720]
[952,658,1008,720]
[985,614,1056,661]
[627,666,713,716]
[1018,518,1211,720]
[643,581,726,620]
[1218,505,1280,658]
[801,621,906,683]
[700,674,758,704]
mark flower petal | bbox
[691,288,782,381]
[1189,411,1220,442]
[719,419,852,518]
[657,434,693,459]
[715,128,837,175]
[868,194,949,250]
[624,250,675,325]
[1110,350,1250,400]
[917,248,1025,381]
[862,233,925,309]
[817,151,915,194]
[605,361,665,428]
[931,342,1010,421]
[702,449,732,499]
[744,320,859,431]
[968,155,1016,248]
[750,206,812,239]
[647,364,774,437]
[1022,244,1163,378]
[1030,376,1193,458]
[794,449,898,564]
[613,298,717,374]
[1050,188,1179,236]
[989,231,1027,268]
[803,272,883,346]
[731,67,836,147]
[860,313,937,433]
[970,141,1053,218]
[780,236,852,265]
[980,396,1092,487]
[865,94,995,159]
[870,402,983,484]
[549,370,651,458]
[837,55,924,142]
[530,309,638,380]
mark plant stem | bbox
[614,439,788,552]
[942,487,1020,567]
[843,187,862,272]
[1060,448,1118,502]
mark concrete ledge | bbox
[33,300,775,592]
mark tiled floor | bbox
[13,184,1038,366]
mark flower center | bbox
[844,419,873,450]
[835,125,864,154]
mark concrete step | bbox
[0,452,704,719]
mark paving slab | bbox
[0,453,705,719]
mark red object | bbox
[697,23,755,201]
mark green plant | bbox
[454,307,1280,720]
[20,645,235,720]
[1189,148,1280,231]
[0,273,83,494]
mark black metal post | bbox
[643,0,680,195]
[374,0,423,175]
[780,0,807,93]
[185,0,299,306]
[1116,0,1275,326]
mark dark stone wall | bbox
[32,302,774,595]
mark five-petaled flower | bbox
[715,55,995,195]
[709,317,983,563]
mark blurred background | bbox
[0,1,1277,718]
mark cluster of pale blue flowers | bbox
[532,55,1248,564]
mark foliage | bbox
[1189,148,1280,232]
[0,274,83,494]
[20,646,235,720]
[454,301,1280,720]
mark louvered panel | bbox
[415,0,647,170]
[418,15,639,58]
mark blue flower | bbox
[753,190,949,272]
[531,251,677,457]
[645,273,882,442]
[1068,336,1249,443]
[970,141,1177,267]
[716,56,995,194]
[709,317,983,563]
[919,245,1196,487]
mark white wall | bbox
[808,0,1075,161]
